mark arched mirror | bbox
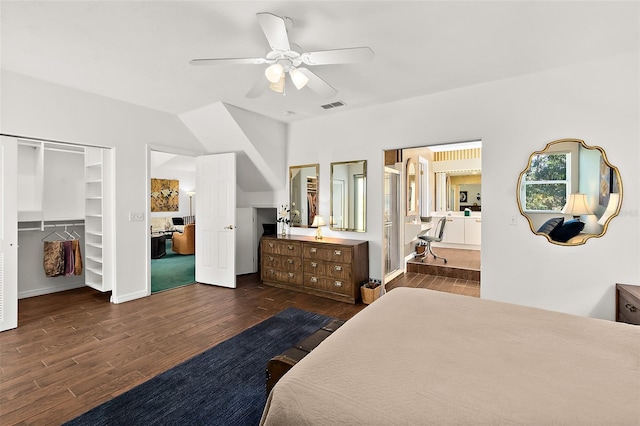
[289,164,319,228]
[517,139,622,246]
[407,158,417,215]
[330,160,366,232]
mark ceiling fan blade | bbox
[296,68,338,98]
[245,74,267,98]
[301,47,374,65]
[189,57,268,66]
[257,12,290,52]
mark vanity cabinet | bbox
[261,235,369,304]
[431,214,482,247]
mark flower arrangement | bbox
[277,204,291,225]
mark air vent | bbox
[320,101,346,110]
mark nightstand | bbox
[616,284,640,325]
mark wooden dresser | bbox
[261,235,369,304]
[616,283,640,325]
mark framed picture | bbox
[151,178,179,212]
[459,191,468,203]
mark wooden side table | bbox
[616,283,640,325]
[151,234,167,259]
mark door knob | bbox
[225,225,235,230]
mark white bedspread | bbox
[261,287,640,425]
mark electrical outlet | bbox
[129,212,144,222]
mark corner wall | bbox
[288,53,639,320]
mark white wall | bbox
[288,53,639,320]
[2,70,206,303]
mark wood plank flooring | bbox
[0,272,477,425]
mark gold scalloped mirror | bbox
[517,139,622,246]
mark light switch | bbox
[129,212,144,222]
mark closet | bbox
[17,139,114,298]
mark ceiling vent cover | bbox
[321,101,346,110]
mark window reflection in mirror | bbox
[289,164,319,228]
[517,139,622,246]
[407,159,417,215]
[330,160,366,232]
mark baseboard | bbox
[111,289,148,304]
[19,281,85,299]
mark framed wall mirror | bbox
[406,158,417,215]
[289,164,319,228]
[330,160,366,232]
[517,139,622,246]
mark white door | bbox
[0,136,18,331]
[195,153,236,288]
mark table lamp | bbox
[311,215,326,240]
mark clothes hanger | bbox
[41,231,67,242]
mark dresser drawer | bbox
[304,274,353,296]
[324,262,352,281]
[263,254,302,272]
[262,240,302,257]
[303,245,352,263]
[263,268,303,286]
[617,288,640,325]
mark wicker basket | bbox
[361,283,381,305]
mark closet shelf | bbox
[85,255,103,264]
[86,231,103,237]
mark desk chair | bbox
[417,216,447,264]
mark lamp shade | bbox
[289,67,309,90]
[311,215,326,227]
[597,193,620,225]
[265,63,284,83]
[562,193,594,218]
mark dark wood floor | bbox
[0,272,477,425]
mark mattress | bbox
[261,287,640,425]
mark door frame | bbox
[145,144,203,295]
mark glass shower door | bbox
[383,167,401,281]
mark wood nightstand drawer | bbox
[616,284,640,326]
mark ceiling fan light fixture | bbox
[269,75,285,93]
[265,63,284,83]
[289,67,309,90]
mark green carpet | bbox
[151,240,195,293]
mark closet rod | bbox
[1,133,109,150]
[19,222,85,232]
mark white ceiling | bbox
[1,1,637,123]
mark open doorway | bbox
[149,150,197,294]
[383,140,482,291]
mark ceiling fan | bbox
[189,12,374,98]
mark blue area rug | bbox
[65,308,334,426]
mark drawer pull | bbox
[268,269,275,275]
[288,272,295,278]
[334,281,343,288]
[334,265,342,271]
[626,303,637,313]
[310,276,318,283]
[287,245,294,250]
[268,256,274,261]
[268,243,274,248]
[287,259,294,264]
[334,250,342,256]
[310,262,317,268]
[310,247,317,253]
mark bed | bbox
[261,287,640,425]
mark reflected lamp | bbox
[562,193,594,220]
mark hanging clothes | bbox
[43,236,83,277]
[63,241,75,276]
[72,239,83,275]
[43,241,65,277]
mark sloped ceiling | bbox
[2,1,637,123]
